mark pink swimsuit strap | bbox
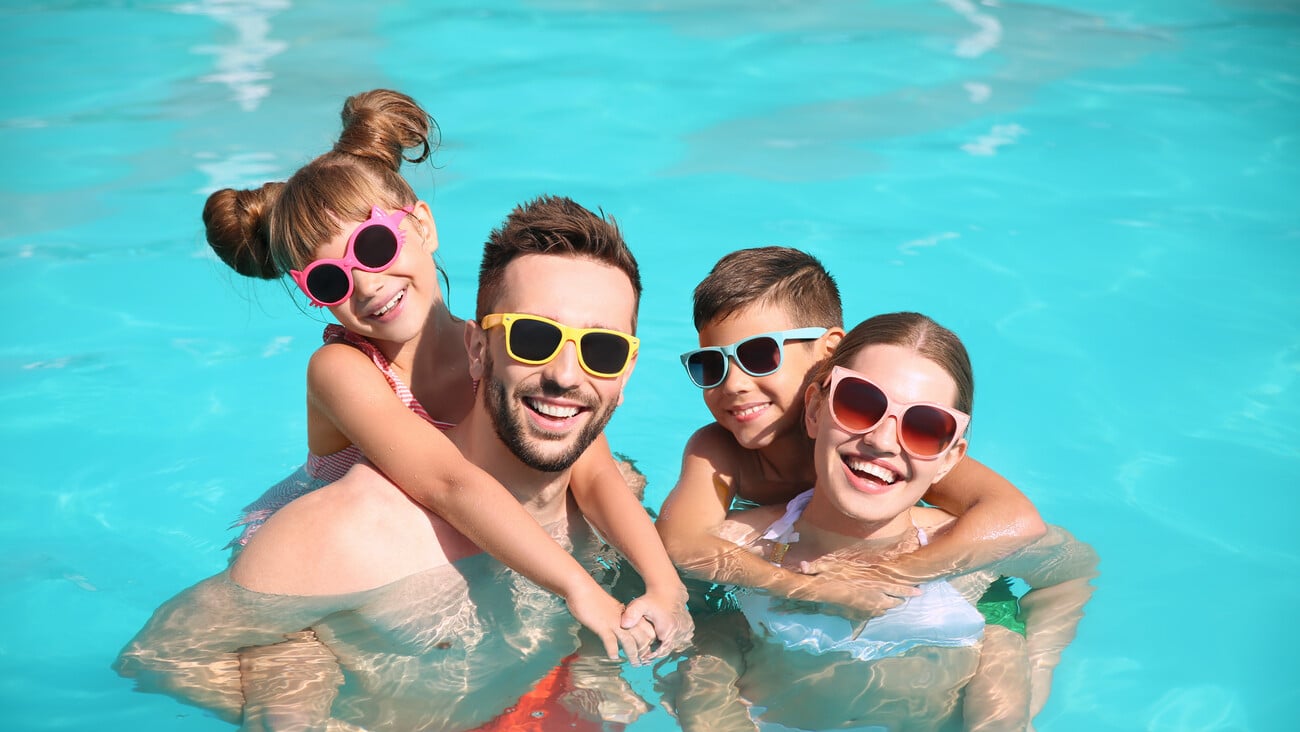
[322,324,452,428]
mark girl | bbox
[204,89,687,660]
[665,312,1098,730]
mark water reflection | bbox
[177,0,289,112]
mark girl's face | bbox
[316,201,440,346]
[803,344,968,539]
[696,302,834,452]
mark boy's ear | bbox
[803,382,824,438]
[819,327,846,357]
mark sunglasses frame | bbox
[680,327,829,389]
[480,312,640,378]
[290,205,414,307]
[823,365,970,460]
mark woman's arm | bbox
[307,344,637,661]
[989,524,1100,720]
[568,432,692,657]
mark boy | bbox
[656,246,1046,618]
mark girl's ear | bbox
[411,200,438,255]
[803,381,824,439]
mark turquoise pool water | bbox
[3,1,1296,729]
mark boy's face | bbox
[696,301,827,452]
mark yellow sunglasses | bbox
[480,313,639,378]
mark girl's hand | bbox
[620,583,694,660]
[564,581,646,665]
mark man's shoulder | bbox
[231,464,454,595]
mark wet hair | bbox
[692,246,842,332]
[476,195,642,328]
[203,89,439,279]
[812,312,974,415]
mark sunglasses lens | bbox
[832,377,888,432]
[580,332,632,376]
[352,225,400,269]
[509,317,564,362]
[735,336,782,376]
[901,407,958,457]
[686,351,727,388]
[305,264,350,305]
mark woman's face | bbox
[803,343,968,539]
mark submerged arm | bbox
[308,345,635,660]
[114,574,340,724]
[991,524,1100,719]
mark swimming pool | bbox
[3,0,1295,729]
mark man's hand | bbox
[620,583,694,661]
[564,581,652,665]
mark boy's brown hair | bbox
[692,246,842,331]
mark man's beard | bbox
[483,352,618,473]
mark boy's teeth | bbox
[375,290,404,316]
[847,457,897,484]
[530,400,578,419]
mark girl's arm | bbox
[989,524,1100,719]
[308,344,638,662]
[568,432,692,657]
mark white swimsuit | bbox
[735,490,985,662]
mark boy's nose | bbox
[719,356,755,392]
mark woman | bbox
[664,312,1098,731]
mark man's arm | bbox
[113,574,342,723]
[568,432,692,658]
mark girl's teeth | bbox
[735,404,766,417]
[375,290,404,317]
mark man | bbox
[117,196,687,730]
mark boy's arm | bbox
[568,432,692,657]
[869,457,1047,585]
[990,524,1100,720]
[656,426,917,618]
[307,345,637,661]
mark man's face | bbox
[475,254,638,473]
